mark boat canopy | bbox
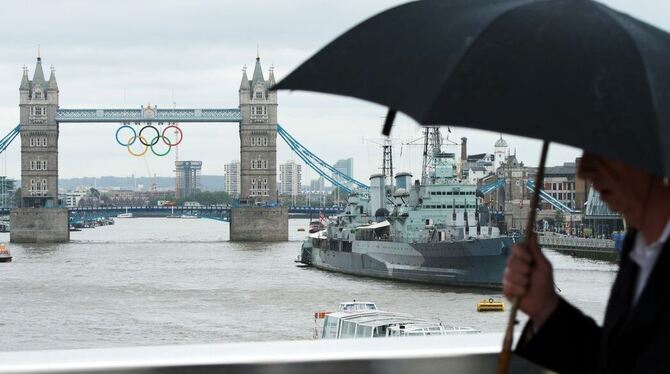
[308,230,327,239]
[357,220,390,230]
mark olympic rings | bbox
[115,125,137,146]
[139,125,160,146]
[115,123,184,157]
[162,125,183,146]
[127,136,149,157]
[150,136,171,157]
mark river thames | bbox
[0,218,617,351]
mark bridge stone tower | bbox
[230,56,287,241]
[19,56,60,207]
[11,55,69,242]
[238,56,278,203]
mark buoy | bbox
[477,298,505,312]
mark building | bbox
[19,56,59,207]
[239,56,278,203]
[494,135,509,170]
[333,158,354,187]
[0,177,17,208]
[309,177,326,195]
[527,160,587,211]
[466,166,489,185]
[224,160,241,197]
[59,191,87,208]
[542,162,578,210]
[175,161,202,199]
[279,160,302,196]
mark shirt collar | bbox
[635,218,670,249]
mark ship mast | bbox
[421,127,443,185]
[381,138,394,184]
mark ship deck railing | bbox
[0,333,552,373]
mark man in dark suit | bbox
[504,152,670,373]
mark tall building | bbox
[224,160,241,197]
[175,161,202,199]
[279,160,302,196]
[239,55,278,203]
[19,55,59,207]
[309,177,325,194]
[333,158,354,188]
[333,158,354,178]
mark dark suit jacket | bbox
[516,230,670,373]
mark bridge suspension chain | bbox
[0,125,20,154]
[276,124,369,193]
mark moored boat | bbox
[0,244,12,263]
[299,127,513,288]
[117,208,133,218]
[316,302,478,339]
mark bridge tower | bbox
[11,55,69,242]
[19,56,60,207]
[238,56,278,204]
[230,56,287,241]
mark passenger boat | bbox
[0,244,12,263]
[316,302,478,339]
[117,208,133,218]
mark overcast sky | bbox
[0,0,668,183]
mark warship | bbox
[299,128,514,288]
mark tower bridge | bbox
[11,54,284,243]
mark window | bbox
[251,138,256,146]
[31,106,46,116]
[255,91,263,99]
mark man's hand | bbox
[503,235,560,328]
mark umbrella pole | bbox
[497,140,549,374]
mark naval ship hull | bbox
[301,237,514,288]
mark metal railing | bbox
[538,235,615,250]
[0,334,553,374]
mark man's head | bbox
[577,152,663,229]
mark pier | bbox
[538,234,617,261]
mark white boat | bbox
[316,302,479,339]
[180,214,200,219]
[117,208,133,218]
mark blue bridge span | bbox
[0,206,344,222]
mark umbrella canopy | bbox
[274,0,670,177]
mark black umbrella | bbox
[274,0,670,372]
[274,0,670,178]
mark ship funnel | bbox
[369,174,385,215]
[394,172,412,190]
